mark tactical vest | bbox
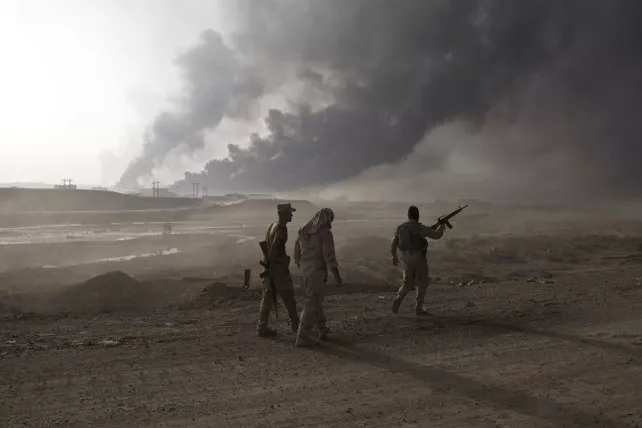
[397,222,426,252]
[266,222,287,260]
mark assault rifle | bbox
[431,204,468,230]
[422,204,468,259]
[258,240,279,319]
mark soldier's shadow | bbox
[330,312,642,360]
[424,313,642,359]
[308,339,632,427]
[298,313,639,428]
[272,312,642,427]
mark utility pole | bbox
[202,187,208,198]
[58,178,75,190]
[192,182,200,199]
[152,181,160,198]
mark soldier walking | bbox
[257,203,300,337]
[390,205,446,315]
[293,208,343,347]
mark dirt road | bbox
[2,263,642,427]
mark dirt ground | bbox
[2,209,642,427]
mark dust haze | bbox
[4,1,642,427]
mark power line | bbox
[59,178,74,189]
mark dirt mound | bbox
[185,282,261,310]
[48,271,149,313]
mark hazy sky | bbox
[0,0,228,185]
[3,0,642,205]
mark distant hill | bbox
[191,198,318,221]
[0,187,200,214]
[0,182,106,190]
[0,182,54,189]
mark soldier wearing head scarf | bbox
[390,205,446,316]
[293,207,342,347]
[257,203,300,337]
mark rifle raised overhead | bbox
[421,204,468,259]
[431,204,468,230]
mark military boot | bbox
[257,325,277,337]
[415,286,429,316]
[317,321,330,340]
[414,306,430,316]
[392,285,410,314]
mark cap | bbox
[277,203,296,213]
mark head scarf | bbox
[298,208,334,237]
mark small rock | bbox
[100,339,120,347]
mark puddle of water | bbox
[233,235,256,244]
[42,248,180,269]
[0,217,267,247]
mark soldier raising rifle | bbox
[390,205,446,316]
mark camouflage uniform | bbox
[293,208,339,346]
[257,204,299,336]
[390,219,445,315]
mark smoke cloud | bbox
[119,0,642,203]
[117,29,265,187]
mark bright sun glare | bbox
[0,2,148,184]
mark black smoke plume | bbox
[121,0,642,202]
[117,29,264,188]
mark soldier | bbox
[257,203,300,337]
[293,208,343,347]
[390,205,446,316]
